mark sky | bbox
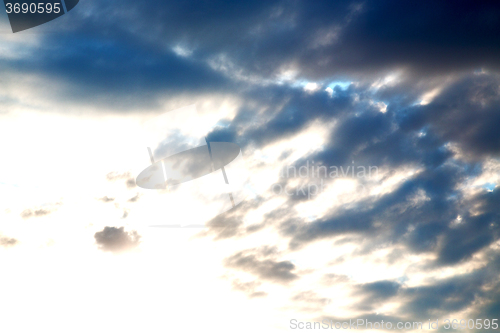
[1,1,500,332]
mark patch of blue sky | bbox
[214,120,230,128]
[397,276,409,284]
[483,182,496,192]
[327,80,352,90]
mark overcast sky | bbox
[1,1,500,332]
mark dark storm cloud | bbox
[398,73,500,159]
[204,76,444,168]
[251,83,499,321]
[236,73,499,268]
[399,266,499,319]
[204,72,500,323]
[76,0,499,79]
[318,258,500,323]
[223,246,298,283]
[274,157,498,321]
[310,107,396,167]
[2,0,498,110]
[357,280,400,301]
[205,84,365,153]
[0,234,18,248]
[352,280,400,311]
[281,160,494,264]
[241,86,355,148]
[468,251,500,320]
[287,0,500,79]
[94,226,141,253]
[288,85,453,170]
[3,32,230,110]
[436,187,500,265]
[91,0,500,79]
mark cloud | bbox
[399,73,500,160]
[126,178,136,189]
[20,208,52,219]
[223,246,298,283]
[230,279,268,299]
[399,268,495,319]
[220,74,497,269]
[435,187,500,265]
[290,290,331,312]
[127,193,141,203]
[195,199,264,240]
[94,226,141,254]
[20,202,61,219]
[202,72,500,323]
[58,0,500,83]
[0,234,18,248]
[121,209,129,219]
[2,0,498,114]
[321,273,350,285]
[106,172,132,181]
[97,196,115,203]
[352,280,401,311]
[2,0,500,327]
[106,172,137,189]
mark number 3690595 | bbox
[5,3,61,14]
